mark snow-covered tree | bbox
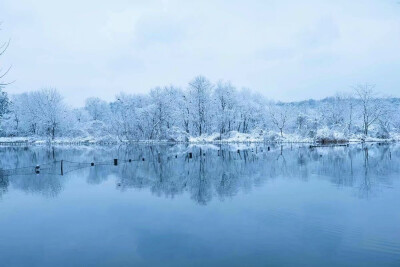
[354,84,387,136]
[85,97,109,121]
[0,24,10,131]
[109,93,140,141]
[214,81,237,135]
[320,95,346,129]
[392,104,400,133]
[148,86,175,139]
[236,89,265,133]
[179,90,191,135]
[0,90,8,121]
[73,108,90,124]
[3,93,41,135]
[269,103,291,137]
[187,76,213,136]
[34,88,68,139]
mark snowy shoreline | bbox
[0,135,398,146]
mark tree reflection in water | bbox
[0,143,398,203]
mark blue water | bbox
[0,144,399,266]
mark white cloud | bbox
[1,0,399,106]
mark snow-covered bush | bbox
[189,132,220,143]
[263,131,283,142]
[84,121,109,138]
[166,127,189,142]
[374,122,390,139]
[315,127,348,144]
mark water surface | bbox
[0,144,399,266]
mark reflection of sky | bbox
[1,0,400,106]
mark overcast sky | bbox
[1,0,399,106]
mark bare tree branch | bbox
[0,23,12,88]
[0,38,10,56]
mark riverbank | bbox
[0,131,399,146]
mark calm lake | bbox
[0,144,399,266]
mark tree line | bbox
[0,76,399,142]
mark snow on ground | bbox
[0,130,398,145]
[0,137,29,142]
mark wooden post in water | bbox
[61,160,64,176]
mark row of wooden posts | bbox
[33,147,275,175]
[35,158,147,175]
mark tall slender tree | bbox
[354,84,387,136]
[188,76,213,136]
[0,23,11,122]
